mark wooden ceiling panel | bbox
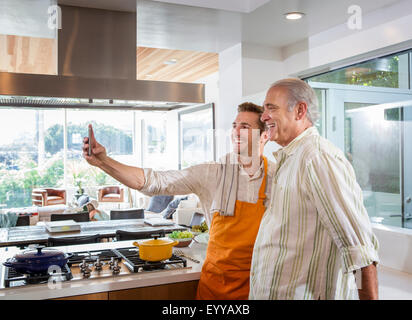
[0,34,57,75]
[137,47,218,82]
[0,36,218,83]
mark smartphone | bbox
[88,126,92,156]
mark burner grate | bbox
[113,247,187,272]
[67,249,122,266]
[4,264,73,288]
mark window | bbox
[142,113,168,170]
[305,49,412,229]
[313,88,326,136]
[0,108,63,207]
[308,52,409,89]
[0,107,173,209]
[179,104,215,169]
[66,109,134,196]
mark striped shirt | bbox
[249,127,379,300]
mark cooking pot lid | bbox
[138,237,175,246]
[14,246,65,262]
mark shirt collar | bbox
[273,126,319,161]
[239,158,264,180]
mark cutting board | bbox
[45,220,81,233]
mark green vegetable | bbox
[192,221,208,233]
[169,231,194,239]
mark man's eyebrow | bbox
[233,121,252,126]
[264,103,279,108]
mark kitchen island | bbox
[0,239,207,300]
[1,237,412,300]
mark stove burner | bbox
[4,264,73,288]
[2,247,187,287]
[67,249,122,266]
[113,247,187,273]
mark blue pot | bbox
[3,246,72,274]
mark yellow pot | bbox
[133,236,179,261]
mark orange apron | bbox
[196,157,268,300]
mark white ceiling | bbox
[242,0,404,47]
[137,0,406,51]
[149,0,271,13]
[2,0,408,52]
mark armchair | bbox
[98,186,124,203]
[31,188,66,207]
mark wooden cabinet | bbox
[53,292,108,300]
[109,280,199,300]
[51,280,199,300]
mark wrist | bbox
[95,153,110,170]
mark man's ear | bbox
[295,102,308,120]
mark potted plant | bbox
[73,172,86,200]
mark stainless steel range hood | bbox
[0,5,205,110]
[0,72,205,110]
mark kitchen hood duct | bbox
[58,5,136,80]
[0,4,205,109]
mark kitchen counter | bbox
[1,239,411,300]
[378,265,412,300]
[0,240,208,300]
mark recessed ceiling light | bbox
[163,58,178,65]
[285,12,305,20]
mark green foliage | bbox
[44,124,64,155]
[0,120,132,208]
[0,158,64,208]
[309,55,401,88]
[44,121,133,155]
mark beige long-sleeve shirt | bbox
[140,159,275,226]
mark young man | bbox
[249,78,379,300]
[83,103,275,299]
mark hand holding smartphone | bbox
[88,125,92,156]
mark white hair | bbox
[269,78,320,124]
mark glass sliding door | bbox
[344,102,402,227]
[402,104,412,228]
[309,83,412,228]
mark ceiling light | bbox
[163,59,178,65]
[285,12,305,20]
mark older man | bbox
[249,78,379,300]
[83,102,275,300]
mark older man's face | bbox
[261,87,299,147]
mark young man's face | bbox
[231,111,262,157]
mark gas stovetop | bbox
[2,247,188,288]
[3,264,73,288]
[114,247,187,272]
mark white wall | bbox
[241,43,285,97]
[215,43,243,159]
